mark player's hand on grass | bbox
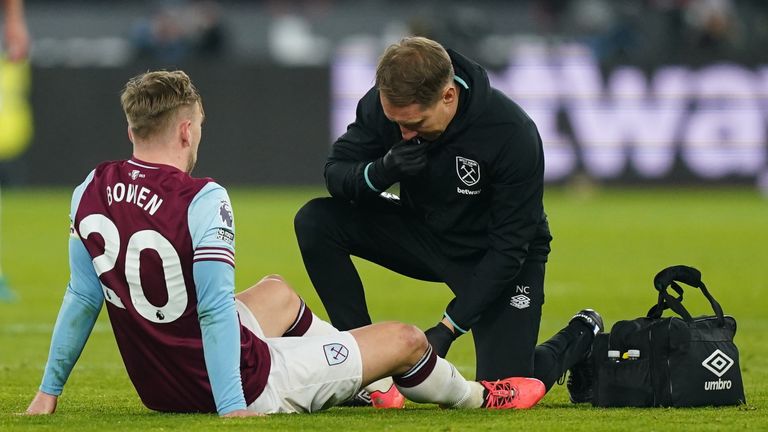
[221,409,264,418]
[25,391,58,415]
[424,321,458,358]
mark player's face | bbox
[186,103,204,174]
[380,82,458,142]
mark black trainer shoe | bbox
[567,309,604,403]
[571,308,604,336]
[340,389,372,407]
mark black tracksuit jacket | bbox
[324,49,552,331]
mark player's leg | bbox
[294,197,443,331]
[235,274,336,338]
[463,261,545,381]
[350,322,480,408]
[245,321,545,413]
[351,322,545,409]
[235,273,403,407]
[295,197,451,408]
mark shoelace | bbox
[484,380,517,408]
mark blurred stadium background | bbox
[1,0,767,188]
[1,0,767,429]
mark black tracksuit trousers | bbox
[294,197,592,387]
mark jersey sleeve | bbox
[189,182,236,266]
[187,182,246,415]
[40,171,105,395]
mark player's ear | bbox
[127,125,134,143]
[179,119,192,148]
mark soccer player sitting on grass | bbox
[24,70,545,416]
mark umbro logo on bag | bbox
[702,349,735,391]
[702,349,734,377]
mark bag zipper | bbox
[648,327,655,405]
[667,319,674,403]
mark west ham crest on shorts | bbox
[323,343,349,366]
[456,156,480,186]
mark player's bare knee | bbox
[395,323,429,358]
[264,279,298,309]
[240,276,298,310]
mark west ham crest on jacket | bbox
[456,156,480,186]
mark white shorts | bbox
[235,300,363,414]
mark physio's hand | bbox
[222,409,265,418]
[424,321,458,358]
[25,391,58,415]
[365,138,428,192]
[382,138,428,178]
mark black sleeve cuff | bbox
[364,158,398,192]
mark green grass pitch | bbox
[0,186,765,431]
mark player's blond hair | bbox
[375,36,454,108]
[120,70,201,140]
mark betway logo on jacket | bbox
[456,156,482,195]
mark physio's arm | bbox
[444,120,546,331]
[325,88,395,200]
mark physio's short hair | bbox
[120,70,201,139]
[375,36,454,107]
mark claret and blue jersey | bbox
[39,158,270,415]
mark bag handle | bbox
[646,265,725,326]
